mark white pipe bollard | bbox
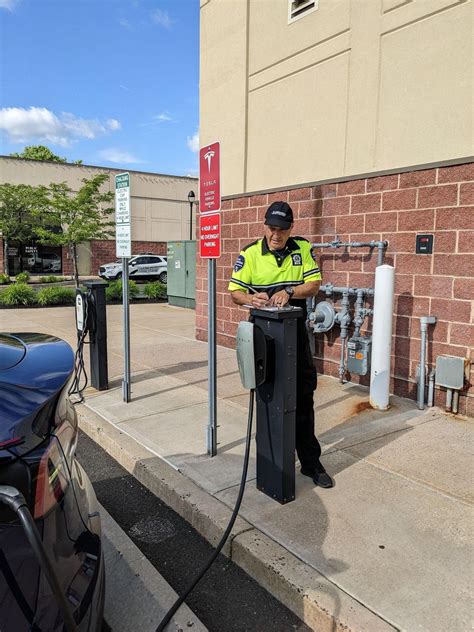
[370,265,395,410]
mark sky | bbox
[0,0,200,176]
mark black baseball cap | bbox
[264,201,294,229]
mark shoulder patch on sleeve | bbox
[234,254,245,272]
[310,247,318,262]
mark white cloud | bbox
[154,112,173,122]
[0,0,19,10]
[187,131,199,153]
[98,148,144,164]
[119,18,133,30]
[0,106,121,147]
[106,118,121,131]
[119,84,130,92]
[151,9,173,29]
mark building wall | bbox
[0,157,197,274]
[195,162,474,415]
[200,0,473,196]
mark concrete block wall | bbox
[195,162,474,416]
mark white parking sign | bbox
[115,173,131,257]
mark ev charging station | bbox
[73,281,109,396]
[236,306,302,505]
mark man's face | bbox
[264,223,293,251]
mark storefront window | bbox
[7,242,63,275]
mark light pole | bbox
[188,190,195,240]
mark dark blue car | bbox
[0,333,105,631]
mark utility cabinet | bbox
[167,241,196,309]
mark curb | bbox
[101,506,207,631]
[78,405,396,632]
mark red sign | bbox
[199,212,221,258]
[199,142,220,213]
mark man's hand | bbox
[269,290,289,307]
[250,292,270,308]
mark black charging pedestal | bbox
[83,280,109,391]
[250,306,303,505]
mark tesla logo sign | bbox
[199,142,220,213]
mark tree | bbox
[37,174,114,286]
[10,144,82,164]
[0,183,48,276]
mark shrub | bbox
[0,274,10,285]
[39,274,61,283]
[36,286,76,306]
[105,279,139,302]
[0,282,36,306]
[143,281,167,300]
[15,271,30,283]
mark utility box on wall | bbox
[167,241,196,309]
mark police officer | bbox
[228,201,333,488]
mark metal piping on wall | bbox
[417,316,437,410]
[312,237,388,266]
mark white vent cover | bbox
[435,355,467,390]
[289,0,319,23]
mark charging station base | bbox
[251,307,302,505]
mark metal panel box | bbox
[347,336,371,376]
[435,355,467,390]
[167,240,196,309]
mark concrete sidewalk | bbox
[1,303,472,631]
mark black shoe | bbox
[301,464,334,489]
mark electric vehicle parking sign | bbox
[199,142,220,213]
[115,173,131,257]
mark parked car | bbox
[99,253,167,283]
[0,333,105,632]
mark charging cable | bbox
[0,486,77,632]
[155,389,255,632]
[68,294,90,404]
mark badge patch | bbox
[310,248,318,262]
[291,253,302,266]
[234,255,245,272]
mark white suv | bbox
[99,254,168,283]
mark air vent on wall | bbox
[289,0,318,23]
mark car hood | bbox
[0,333,74,456]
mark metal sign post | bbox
[115,172,132,403]
[199,142,221,457]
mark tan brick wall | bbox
[196,163,474,416]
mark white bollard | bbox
[370,264,395,410]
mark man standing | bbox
[228,201,333,488]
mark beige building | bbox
[0,157,197,275]
[200,0,472,194]
[198,0,474,415]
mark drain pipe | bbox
[370,265,395,410]
[417,316,437,410]
[427,369,436,407]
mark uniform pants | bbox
[295,319,322,471]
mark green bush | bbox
[0,282,36,306]
[143,281,167,300]
[36,286,76,306]
[39,274,62,283]
[0,273,10,285]
[15,271,30,283]
[105,279,139,302]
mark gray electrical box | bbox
[347,336,371,376]
[167,240,196,309]
[435,355,467,390]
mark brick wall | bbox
[0,240,167,276]
[196,162,474,416]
